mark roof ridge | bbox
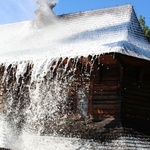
[58,4,133,18]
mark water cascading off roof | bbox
[1,3,150,150]
[0,54,97,149]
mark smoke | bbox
[34,0,58,28]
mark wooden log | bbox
[123,89,150,99]
[93,84,120,89]
[92,95,118,100]
[122,112,150,121]
[123,96,150,106]
[92,108,120,117]
[123,103,150,112]
[123,82,150,93]
[100,54,118,65]
[92,100,120,104]
[93,90,118,95]
[92,104,120,110]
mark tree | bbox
[139,15,150,43]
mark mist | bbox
[34,0,59,28]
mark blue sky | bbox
[0,0,150,26]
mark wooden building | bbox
[62,52,150,132]
[0,4,150,144]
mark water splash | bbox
[34,0,58,27]
[1,56,150,149]
[1,56,91,135]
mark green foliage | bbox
[139,15,150,43]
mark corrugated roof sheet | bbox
[0,4,150,62]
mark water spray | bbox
[34,0,57,28]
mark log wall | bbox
[90,54,122,119]
[1,53,149,128]
[64,54,122,119]
[122,66,150,129]
[118,54,150,132]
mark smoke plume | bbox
[34,0,58,28]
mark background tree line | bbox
[139,15,150,43]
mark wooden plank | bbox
[140,83,150,88]
[122,113,150,121]
[93,99,119,103]
[122,112,150,119]
[123,93,150,102]
[93,90,117,95]
[123,103,150,112]
[92,95,118,100]
[123,82,150,93]
[122,108,150,117]
[123,95,150,104]
[92,100,120,104]
[122,113,150,120]
[92,108,120,114]
[93,84,120,89]
[92,104,120,109]
[123,101,150,108]
[122,105,150,113]
[100,76,120,80]
[123,89,150,99]
[116,53,149,67]
[93,80,120,85]
[101,68,119,75]
[92,108,120,116]
[100,54,118,65]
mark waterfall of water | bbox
[1,59,64,133]
[0,56,150,150]
[0,114,8,148]
[0,55,92,134]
